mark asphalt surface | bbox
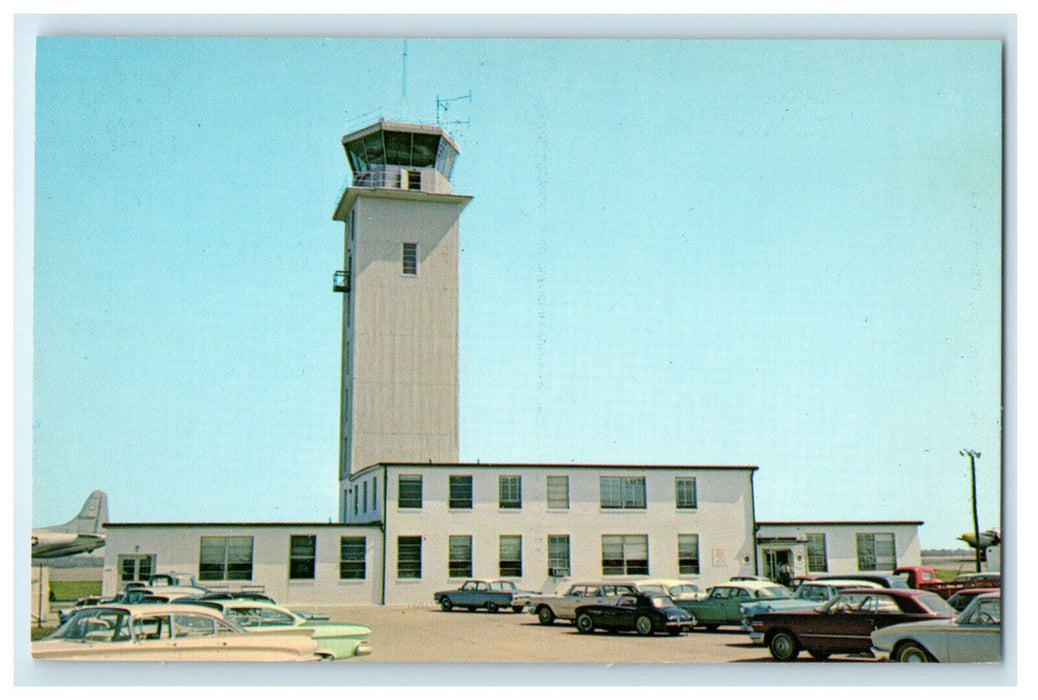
[332,605,863,664]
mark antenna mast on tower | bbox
[436,91,472,135]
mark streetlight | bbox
[960,449,982,573]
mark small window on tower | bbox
[402,243,418,276]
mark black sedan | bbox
[574,593,693,636]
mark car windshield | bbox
[917,592,956,615]
[756,586,792,599]
[670,585,699,596]
[649,596,675,609]
[793,585,830,601]
[50,608,131,642]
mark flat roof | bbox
[757,520,925,526]
[350,462,758,478]
[104,522,379,528]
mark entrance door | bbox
[762,549,792,583]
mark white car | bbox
[32,604,321,661]
[635,579,705,601]
[870,592,1000,663]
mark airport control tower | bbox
[332,119,471,519]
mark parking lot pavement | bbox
[333,605,849,664]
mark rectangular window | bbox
[856,533,896,571]
[548,535,571,577]
[118,554,155,584]
[600,476,647,509]
[289,535,317,579]
[449,535,473,578]
[546,476,569,509]
[499,535,522,577]
[397,536,422,579]
[402,242,418,275]
[362,481,368,513]
[339,536,366,579]
[449,475,473,509]
[372,478,377,510]
[398,475,423,509]
[499,475,522,509]
[601,534,649,576]
[675,477,698,509]
[678,534,701,575]
[806,533,829,572]
[199,536,254,581]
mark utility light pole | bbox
[960,449,982,573]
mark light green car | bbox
[188,599,372,660]
[675,581,792,630]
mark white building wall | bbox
[371,463,758,605]
[101,524,383,607]
[342,193,467,491]
[756,521,922,576]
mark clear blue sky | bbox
[29,37,1003,549]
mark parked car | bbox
[31,604,321,661]
[574,593,694,636]
[812,573,910,589]
[634,579,704,601]
[433,579,539,613]
[521,582,638,625]
[113,585,210,604]
[946,587,1000,612]
[870,591,1000,663]
[747,588,956,661]
[740,580,884,643]
[183,598,371,659]
[675,581,792,630]
[895,566,1000,598]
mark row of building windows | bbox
[115,531,894,584]
[396,533,702,580]
[394,474,698,511]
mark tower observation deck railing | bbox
[351,168,423,190]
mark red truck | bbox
[895,566,1000,599]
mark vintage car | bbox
[747,588,956,661]
[31,604,321,661]
[870,591,1000,663]
[675,581,792,630]
[946,587,1000,612]
[574,593,694,636]
[634,579,704,601]
[521,582,639,624]
[740,579,884,643]
[812,573,910,589]
[433,579,539,613]
[184,598,371,659]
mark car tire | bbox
[487,602,499,613]
[635,615,654,637]
[576,613,595,634]
[537,607,556,625]
[440,598,453,612]
[769,631,800,661]
[511,606,524,614]
[896,642,934,663]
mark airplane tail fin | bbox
[48,490,108,535]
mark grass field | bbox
[49,580,101,601]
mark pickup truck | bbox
[894,566,1000,599]
[520,582,640,625]
[433,580,538,613]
